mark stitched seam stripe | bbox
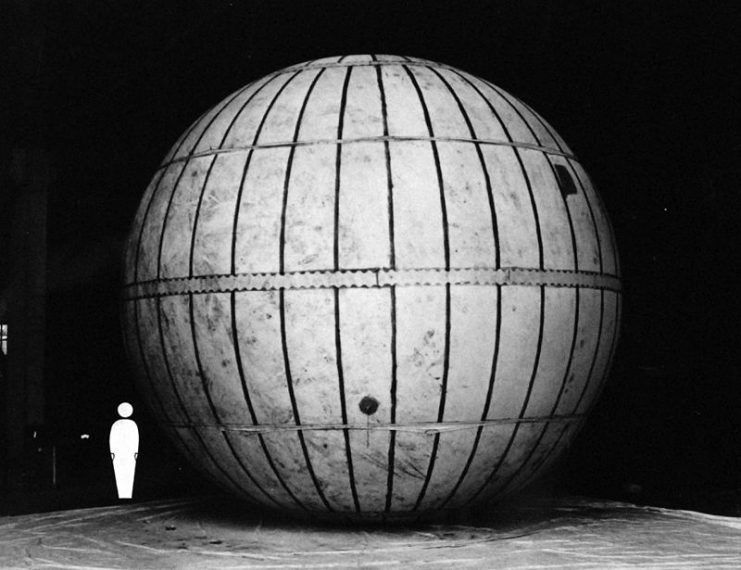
[160,136,575,168]
[123,267,621,300]
[171,414,586,433]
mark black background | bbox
[3,0,740,515]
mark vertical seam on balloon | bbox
[432,67,501,270]
[588,172,621,276]
[229,291,259,426]
[565,159,604,274]
[572,289,605,415]
[545,154,580,272]
[183,98,231,151]
[152,299,190,424]
[230,70,304,276]
[140,99,205,282]
[376,62,398,513]
[385,286,398,512]
[445,75,528,501]
[518,421,571,490]
[569,161,619,276]
[376,65,396,268]
[161,106,213,166]
[403,64,452,512]
[252,68,309,418]
[218,74,282,149]
[451,72,514,141]
[228,153,252,274]
[482,81,555,151]
[465,74,544,270]
[225,75,288,272]
[222,71,313,511]
[155,296,247,499]
[514,151,545,269]
[131,300,194,466]
[474,237,546,497]
[478,79,541,146]
[537,151,581,451]
[333,65,352,270]
[607,294,622,379]
[516,97,568,155]
[548,159,609,473]
[257,431,306,511]
[333,64,361,513]
[486,285,504,422]
[132,167,169,284]
[502,153,580,490]
[224,76,288,273]
[155,161,191,281]
[543,423,572,471]
[404,66,451,269]
[465,285,546,505]
[131,299,197,467]
[437,284,502,509]
[185,293,221,419]
[491,93,546,268]
[517,285,547,415]
[191,82,259,157]
[436,281,502,510]
[413,282,452,512]
[437,284,452,424]
[475,79,546,267]
[160,111,203,165]
[188,155,219,278]
[132,302,224,488]
[278,288,334,511]
[229,290,307,511]
[414,434,441,512]
[132,299,174,426]
[492,285,581,498]
[278,68,325,275]
[174,77,260,167]
[561,159,620,441]
[334,289,360,512]
[587,291,621,415]
[188,292,284,509]
[552,288,581,418]
[274,67,334,512]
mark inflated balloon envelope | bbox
[121,54,622,522]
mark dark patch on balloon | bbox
[359,396,379,416]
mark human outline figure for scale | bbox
[109,402,139,499]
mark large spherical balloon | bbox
[121,54,621,521]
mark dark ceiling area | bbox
[2,0,740,515]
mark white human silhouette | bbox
[109,402,139,499]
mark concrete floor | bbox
[1,494,740,569]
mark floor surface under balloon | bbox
[1,495,739,569]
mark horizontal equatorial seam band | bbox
[123,266,621,300]
[169,414,586,435]
[160,134,574,168]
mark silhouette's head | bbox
[117,402,134,418]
